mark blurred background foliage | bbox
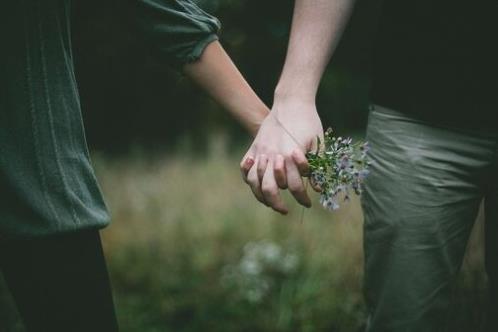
[0,148,487,332]
[0,0,488,331]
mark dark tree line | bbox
[72,0,379,153]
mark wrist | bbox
[273,85,316,106]
[245,104,269,137]
[272,90,317,116]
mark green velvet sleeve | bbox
[131,0,221,65]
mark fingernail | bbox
[245,157,254,166]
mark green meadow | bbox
[0,136,488,331]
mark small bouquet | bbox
[306,128,371,211]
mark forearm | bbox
[275,0,356,104]
[184,41,269,137]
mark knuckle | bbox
[274,165,284,173]
[261,187,276,197]
[297,158,308,166]
[254,144,270,155]
[296,160,308,168]
[294,148,305,156]
[275,175,285,184]
[261,183,276,196]
[240,159,251,169]
[276,180,287,189]
[288,184,304,194]
[253,143,262,151]
[276,175,286,185]
[246,177,259,187]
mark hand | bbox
[240,98,324,214]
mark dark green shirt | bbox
[371,0,497,132]
[0,0,220,237]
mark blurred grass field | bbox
[0,135,489,331]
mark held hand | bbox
[240,99,324,214]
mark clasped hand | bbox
[240,100,324,214]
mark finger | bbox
[240,156,255,183]
[257,154,268,183]
[309,133,324,152]
[309,176,322,193]
[246,157,268,206]
[291,149,310,177]
[262,158,288,214]
[286,159,312,208]
[273,154,287,189]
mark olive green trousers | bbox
[361,105,498,332]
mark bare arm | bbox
[184,41,269,137]
[241,0,356,214]
[132,0,269,136]
[275,0,356,103]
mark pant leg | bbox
[0,229,119,332]
[361,105,495,332]
[484,142,498,332]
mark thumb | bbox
[307,133,323,154]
